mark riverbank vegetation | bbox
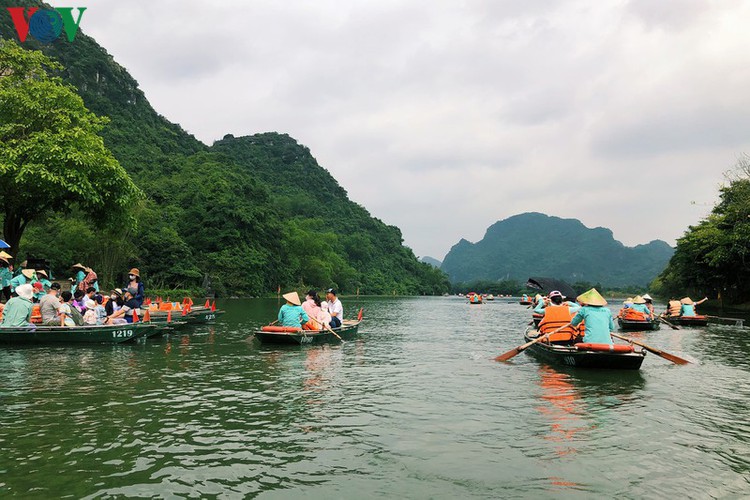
[653,155,750,306]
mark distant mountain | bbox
[420,256,442,268]
[441,213,674,286]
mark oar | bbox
[656,315,680,330]
[610,332,691,365]
[321,322,344,342]
[495,323,571,362]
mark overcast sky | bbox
[48,0,750,260]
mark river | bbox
[1,297,748,498]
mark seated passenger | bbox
[642,294,655,315]
[0,283,34,327]
[9,269,36,296]
[570,288,614,345]
[667,297,682,317]
[58,291,78,327]
[278,291,309,328]
[301,290,323,329]
[105,289,124,316]
[94,296,107,324]
[622,297,634,309]
[680,297,708,316]
[325,289,344,328]
[319,301,332,329]
[105,287,140,324]
[630,296,653,319]
[83,300,98,325]
[39,283,63,325]
[538,290,582,342]
[32,282,45,303]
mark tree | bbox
[0,40,140,255]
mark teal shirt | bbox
[1,296,33,327]
[278,304,309,327]
[9,275,27,293]
[571,305,614,345]
[71,270,86,294]
[631,304,651,315]
[0,267,12,288]
[680,304,696,316]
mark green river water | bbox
[1,297,748,498]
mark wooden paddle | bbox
[656,315,680,330]
[321,322,344,342]
[610,332,691,365]
[495,323,571,362]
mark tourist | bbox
[83,299,98,325]
[94,296,107,324]
[570,288,614,345]
[72,290,86,313]
[325,288,343,328]
[70,263,87,294]
[0,283,34,327]
[622,297,634,309]
[680,297,708,316]
[667,297,682,317]
[642,294,655,315]
[538,290,582,341]
[10,268,35,295]
[105,289,124,316]
[0,258,13,302]
[630,296,653,319]
[124,268,145,307]
[58,291,79,326]
[105,287,140,324]
[36,270,52,293]
[39,282,63,325]
[319,301,332,329]
[301,290,323,330]
[277,291,309,327]
[32,282,45,302]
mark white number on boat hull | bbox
[300,336,313,344]
[204,314,216,321]
[112,329,134,338]
[563,356,576,366]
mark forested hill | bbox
[1,3,449,295]
[441,213,674,287]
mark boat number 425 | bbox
[112,329,134,338]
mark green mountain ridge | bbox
[441,212,673,287]
[1,3,449,295]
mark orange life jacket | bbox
[622,308,647,321]
[668,300,681,317]
[539,304,583,342]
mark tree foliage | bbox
[0,40,141,254]
[655,154,750,303]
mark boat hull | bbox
[532,313,543,328]
[254,321,361,345]
[523,332,646,370]
[0,323,156,345]
[519,301,532,306]
[147,307,225,325]
[618,318,661,331]
[673,316,708,327]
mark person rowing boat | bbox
[570,288,614,345]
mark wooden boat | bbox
[485,294,495,301]
[254,319,361,345]
[618,317,661,331]
[672,315,708,327]
[146,306,225,325]
[519,300,532,305]
[0,322,157,345]
[522,330,646,370]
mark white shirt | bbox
[329,298,343,319]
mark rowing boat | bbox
[147,306,225,325]
[522,329,646,370]
[519,300,532,306]
[0,323,157,345]
[618,317,661,331]
[671,315,708,327]
[254,319,361,345]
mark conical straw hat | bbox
[0,251,12,259]
[624,297,633,303]
[72,263,86,270]
[642,294,653,301]
[680,297,693,305]
[282,291,301,306]
[632,296,646,304]
[21,269,35,279]
[577,288,607,306]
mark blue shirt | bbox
[278,304,309,327]
[571,305,614,345]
